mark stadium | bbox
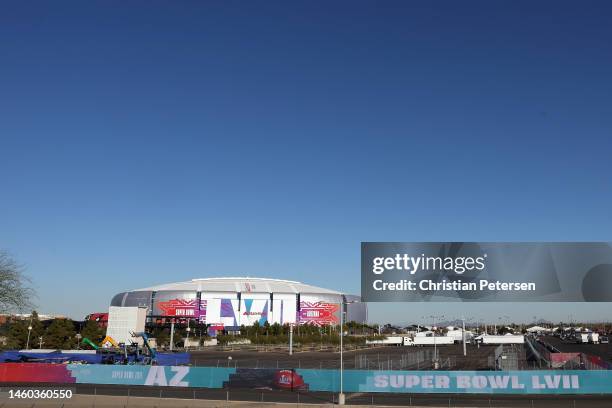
[109,277,366,333]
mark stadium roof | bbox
[133,277,343,295]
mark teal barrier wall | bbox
[67,365,236,388]
[63,365,612,394]
[295,369,612,394]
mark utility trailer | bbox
[476,334,525,345]
[365,336,406,346]
[409,336,454,346]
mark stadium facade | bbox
[110,277,366,330]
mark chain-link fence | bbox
[196,349,457,370]
[187,344,500,370]
[488,344,529,370]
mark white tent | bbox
[526,325,551,333]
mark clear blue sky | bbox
[1,1,610,324]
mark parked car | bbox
[600,336,609,344]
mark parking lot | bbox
[540,336,612,363]
[188,344,501,370]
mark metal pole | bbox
[289,324,294,356]
[186,319,191,350]
[26,316,33,350]
[339,302,345,405]
[462,316,467,357]
[433,316,437,366]
[26,326,32,350]
[170,321,175,351]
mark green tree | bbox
[6,319,28,349]
[44,319,77,349]
[29,311,44,349]
[152,327,170,348]
[80,319,104,346]
[5,312,44,349]
[0,251,35,313]
[270,323,282,336]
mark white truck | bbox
[446,329,474,344]
[409,335,454,346]
[575,332,589,344]
[588,332,600,344]
[476,334,525,345]
[365,336,405,346]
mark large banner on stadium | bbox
[152,291,206,320]
[155,296,341,327]
[298,301,339,326]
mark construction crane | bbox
[130,331,157,364]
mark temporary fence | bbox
[198,349,457,370]
[489,344,528,370]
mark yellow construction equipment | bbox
[101,335,119,348]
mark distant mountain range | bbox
[400,318,554,328]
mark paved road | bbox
[2,384,612,408]
[2,393,612,408]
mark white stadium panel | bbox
[240,293,271,299]
[200,292,238,327]
[239,293,270,326]
[106,306,147,345]
[200,291,239,300]
[271,293,297,325]
[203,298,221,325]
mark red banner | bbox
[298,301,339,326]
[0,363,76,383]
[157,299,206,318]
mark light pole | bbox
[26,325,33,350]
[433,316,436,366]
[25,315,33,350]
[426,314,444,368]
[289,324,294,356]
[339,300,358,406]
[461,316,467,357]
[170,320,175,351]
[186,320,191,350]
